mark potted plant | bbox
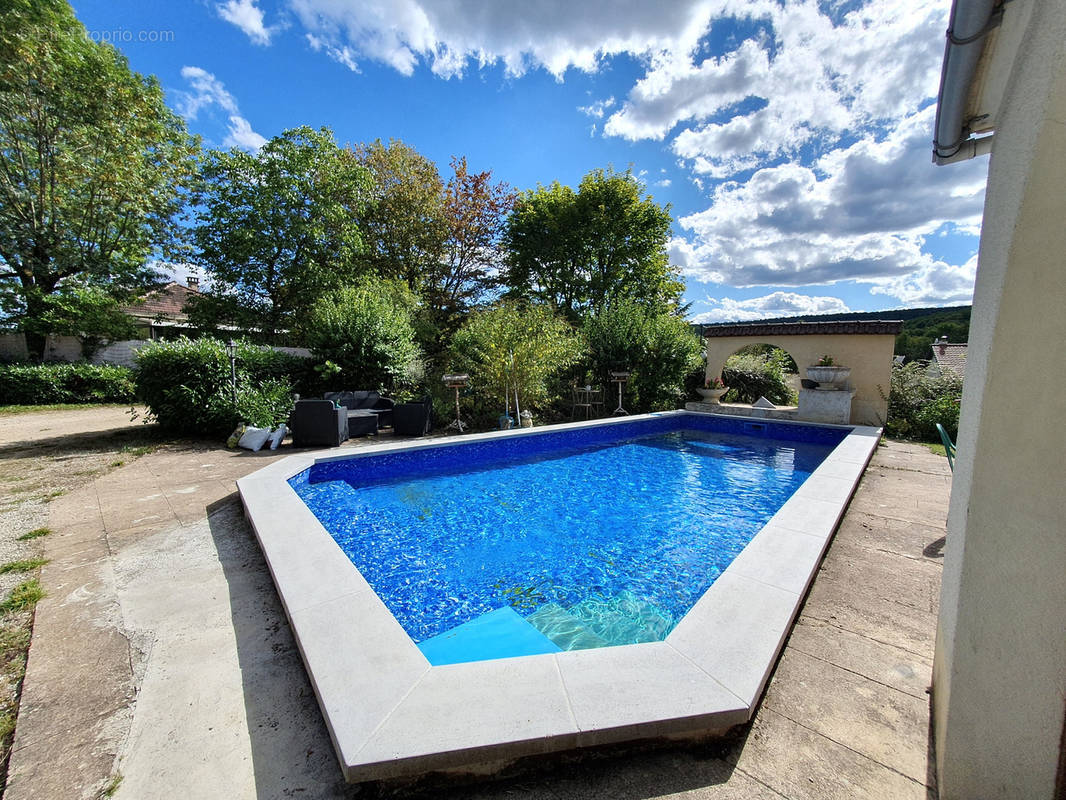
[696,375,729,403]
[805,355,851,389]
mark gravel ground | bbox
[0,405,161,791]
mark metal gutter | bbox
[933,0,1004,165]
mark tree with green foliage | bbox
[0,0,199,359]
[187,127,371,342]
[354,139,447,292]
[582,300,702,412]
[301,277,422,393]
[450,301,580,419]
[504,167,683,318]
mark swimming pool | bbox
[290,415,846,665]
[238,411,879,782]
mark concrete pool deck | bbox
[4,407,948,799]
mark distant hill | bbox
[700,305,971,362]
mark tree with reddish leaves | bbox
[427,157,516,339]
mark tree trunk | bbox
[24,330,47,362]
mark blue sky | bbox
[71,0,990,322]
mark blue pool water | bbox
[291,414,846,664]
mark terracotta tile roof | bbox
[701,320,904,337]
[931,341,968,377]
[124,282,199,321]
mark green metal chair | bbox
[936,423,957,471]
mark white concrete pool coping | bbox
[237,410,881,783]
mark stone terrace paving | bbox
[3,407,947,799]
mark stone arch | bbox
[700,321,902,426]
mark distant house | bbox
[122,277,201,340]
[928,335,967,379]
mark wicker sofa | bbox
[323,390,395,436]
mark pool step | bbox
[568,591,674,646]
[417,606,561,666]
[525,604,610,651]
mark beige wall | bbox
[704,333,896,426]
[933,3,1066,798]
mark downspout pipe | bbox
[933,0,1003,165]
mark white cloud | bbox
[286,0,716,79]
[578,96,615,119]
[218,0,274,46]
[869,253,978,306]
[177,67,267,152]
[223,116,268,150]
[604,0,945,177]
[691,291,852,323]
[674,105,987,303]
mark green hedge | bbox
[884,361,963,441]
[135,337,303,436]
[0,362,136,405]
[721,350,796,405]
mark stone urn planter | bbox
[696,387,729,403]
[805,365,851,389]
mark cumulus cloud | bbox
[691,291,852,323]
[218,0,274,45]
[604,0,945,177]
[869,253,979,306]
[177,67,267,151]
[674,104,987,302]
[286,0,715,78]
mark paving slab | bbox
[761,648,931,783]
[729,708,928,800]
[785,618,932,700]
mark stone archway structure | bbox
[701,320,903,426]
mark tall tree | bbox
[0,0,199,359]
[503,167,684,318]
[187,127,372,342]
[354,139,447,292]
[424,157,515,338]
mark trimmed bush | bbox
[721,349,796,405]
[884,361,963,441]
[582,301,703,413]
[301,278,422,394]
[135,337,300,436]
[450,301,581,426]
[0,362,136,405]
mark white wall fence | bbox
[0,334,310,368]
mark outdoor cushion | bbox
[237,426,272,452]
[268,423,287,450]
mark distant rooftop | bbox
[701,320,904,337]
[124,281,200,321]
[931,336,968,377]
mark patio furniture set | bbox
[290,390,432,448]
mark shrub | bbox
[134,337,298,436]
[0,362,136,405]
[884,361,963,441]
[722,349,796,405]
[450,301,581,425]
[582,301,703,413]
[301,278,422,393]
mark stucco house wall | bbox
[932,2,1066,797]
